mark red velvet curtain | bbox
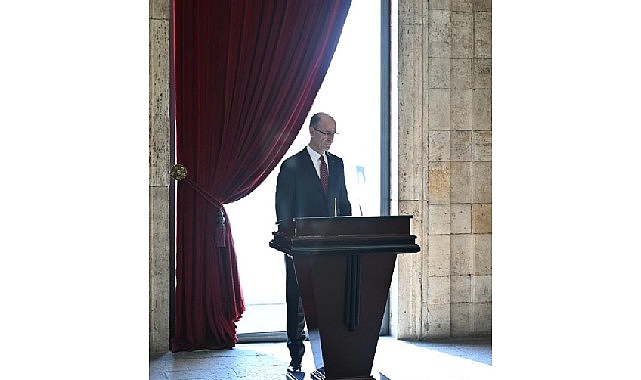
[170,0,352,351]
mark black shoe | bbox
[286,365,305,380]
[310,367,325,380]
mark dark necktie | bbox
[320,155,328,194]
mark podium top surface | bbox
[269,216,420,256]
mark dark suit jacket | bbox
[275,147,352,222]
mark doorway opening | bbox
[226,0,390,341]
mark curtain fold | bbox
[170,0,352,352]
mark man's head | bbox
[308,112,337,154]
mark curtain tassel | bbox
[215,207,226,247]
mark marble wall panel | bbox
[450,161,473,203]
[472,58,492,89]
[474,233,492,275]
[451,130,472,161]
[429,0,452,10]
[473,161,492,203]
[450,302,473,336]
[452,0,473,12]
[451,58,472,89]
[451,234,473,274]
[451,11,473,58]
[474,11,492,58]
[149,186,169,352]
[451,89,473,130]
[427,275,451,304]
[398,0,424,25]
[451,275,472,303]
[451,204,472,234]
[426,303,451,337]
[428,204,451,235]
[428,57,451,88]
[473,302,492,333]
[398,24,424,201]
[150,0,170,20]
[473,88,492,131]
[428,130,450,161]
[428,88,451,130]
[473,0,492,12]
[473,130,492,161]
[149,18,170,187]
[428,234,451,276]
[472,203,492,233]
[428,161,450,204]
[472,275,492,302]
[427,10,452,58]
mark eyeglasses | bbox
[312,125,338,138]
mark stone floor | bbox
[149,335,492,379]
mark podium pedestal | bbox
[270,216,419,380]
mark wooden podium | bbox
[269,216,420,380]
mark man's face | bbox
[309,117,336,153]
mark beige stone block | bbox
[473,58,492,89]
[398,24,424,202]
[451,234,473,275]
[396,248,424,338]
[451,11,473,58]
[428,130,450,161]
[398,138,424,201]
[472,275,492,302]
[398,113,424,201]
[425,303,451,337]
[150,0,170,20]
[150,166,170,187]
[149,186,170,353]
[428,57,451,88]
[474,11,492,58]
[150,19,170,170]
[428,204,450,235]
[473,130,492,161]
[451,130,472,161]
[429,0,452,10]
[473,161,492,203]
[473,302,492,334]
[451,204,472,234]
[451,58,472,89]
[428,88,451,130]
[427,275,450,304]
[451,275,471,303]
[427,10,451,58]
[451,302,473,336]
[428,161,450,204]
[472,203,492,233]
[398,0,424,25]
[428,235,450,276]
[450,161,473,203]
[451,89,473,130]
[452,0,473,12]
[473,88,492,130]
[473,0,492,12]
[399,200,425,249]
[474,233,492,275]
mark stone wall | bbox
[395,0,492,339]
[149,0,170,354]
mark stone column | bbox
[395,0,491,339]
[149,0,171,354]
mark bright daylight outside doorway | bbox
[225,0,382,337]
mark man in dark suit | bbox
[275,112,352,377]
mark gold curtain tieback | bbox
[170,164,188,181]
